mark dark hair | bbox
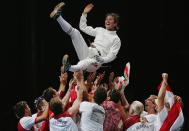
[109,88,121,103]
[14,101,28,119]
[94,87,107,105]
[42,87,56,102]
[49,97,62,116]
[106,13,120,30]
[34,96,44,110]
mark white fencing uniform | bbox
[56,13,121,72]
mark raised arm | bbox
[61,78,74,111]
[85,71,96,92]
[94,71,105,86]
[79,3,97,36]
[120,91,130,111]
[157,73,168,112]
[68,70,84,116]
[58,72,68,99]
[117,100,128,123]
[108,72,114,90]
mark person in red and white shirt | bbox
[14,100,49,131]
[155,73,184,131]
[41,72,69,131]
[33,96,48,131]
[49,70,84,131]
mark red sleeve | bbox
[41,118,49,131]
[41,110,53,131]
[59,90,65,99]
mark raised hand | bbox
[83,3,94,14]
[87,71,96,83]
[162,73,168,81]
[94,71,105,86]
[59,72,68,85]
[109,72,114,88]
[74,70,84,82]
[68,78,74,90]
[86,71,96,90]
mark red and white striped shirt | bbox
[18,116,37,131]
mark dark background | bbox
[2,0,188,130]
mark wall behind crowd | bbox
[2,0,188,130]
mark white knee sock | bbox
[57,16,73,35]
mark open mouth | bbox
[106,23,110,26]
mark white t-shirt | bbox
[144,108,167,131]
[153,106,168,131]
[127,122,154,131]
[18,115,37,130]
[144,114,157,123]
[50,115,78,131]
[79,101,105,131]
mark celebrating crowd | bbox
[14,62,184,131]
[14,1,184,131]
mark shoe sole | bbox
[62,54,69,65]
[61,54,69,73]
[50,2,65,18]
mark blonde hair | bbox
[150,95,158,100]
[131,101,144,115]
[154,97,169,105]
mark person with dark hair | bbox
[101,88,121,131]
[33,96,48,130]
[79,87,107,131]
[42,87,59,103]
[50,2,121,73]
[13,101,49,131]
[49,72,83,131]
[40,87,59,131]
[41,72,69,131]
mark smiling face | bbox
[105,15,117,31]
[145,95,157,113]
[105,13,120,31]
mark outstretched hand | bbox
[162,73,168,81]
[59,72,68,85]
[83,3,94,14]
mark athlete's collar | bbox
[105,29,117,34]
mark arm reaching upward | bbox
[83,3,94,14]
[79,3,97,36]
[157,73,168,112]
[61,79,74,111]
[58,72,68,98]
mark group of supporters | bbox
[14,62,184,131]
